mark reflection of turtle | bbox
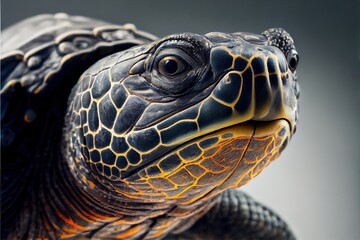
[1,13,300,239]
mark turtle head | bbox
[64,28,299,205]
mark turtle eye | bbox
[158,56,187,76]
[148,43,202,94]
[287,49,299,71]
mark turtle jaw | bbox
[125,118,290,204]
[196,118,291,199]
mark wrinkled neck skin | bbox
[26,122,217,240]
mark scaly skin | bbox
[1,14,299,239]
[168,189,295,240]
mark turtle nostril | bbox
[290,56,298,71]
[289,57,297,69]
[287,49,299,72]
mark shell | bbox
[1,13,156,148]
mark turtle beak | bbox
[209,34,299,136]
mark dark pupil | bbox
[164,59,178,74]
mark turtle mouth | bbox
[164,118,292,159]
[246,118,291,140]
[187,118,291,147]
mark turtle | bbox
[1,13,300,240]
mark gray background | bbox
[1,0,359,239]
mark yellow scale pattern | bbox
[127,121,288,204]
